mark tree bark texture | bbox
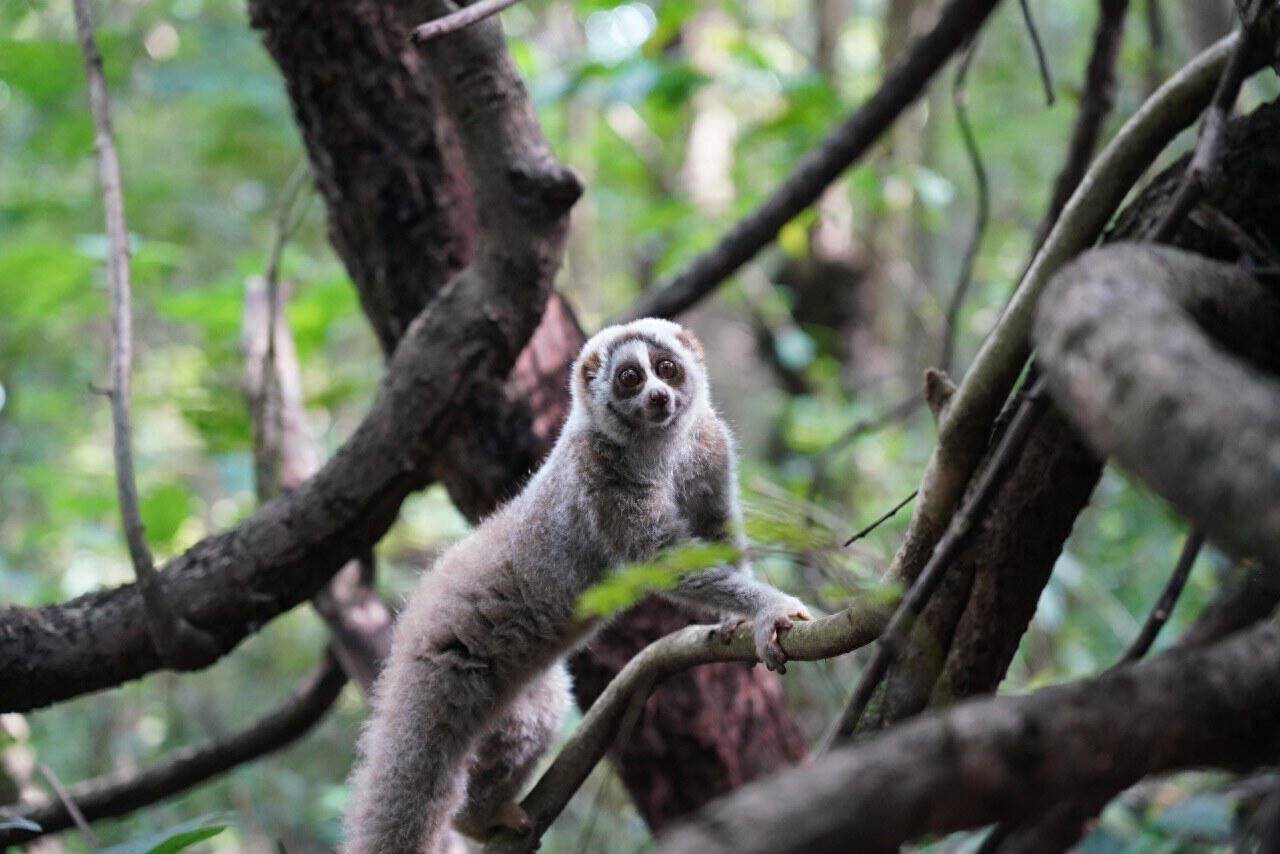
[863,96,1280,726]
[657,616,1280,854]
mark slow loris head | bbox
[570,318,709,443]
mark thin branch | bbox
[1149,5,1260,241]
[881,30,1259,605]
[36,763,99,849]
[72,0,217,668]
[616,0,1008,323]
[1114,529,1205,665]
[243,227,393,696]
[1031,0,1130,249]
[0,655,346,846]
[410,0,524,44]
[1017,0,1056,105]
[822,378,1050,748]
[941,37,990,373]
[843,491,918,547]
[483,601,893,854]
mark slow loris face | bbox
[603,338,693,431]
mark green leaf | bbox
[139,480,194,546]
[576,541,740,619]
[98,813,230,854]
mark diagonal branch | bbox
[71,0,218,668]
[880,29,1262,608]
[0,0,580,714]
[0,654,346,846]
[616,0,1008,323]
[411,0,524,43]
[1031,0,1129,250]
[484,601,892,854]
[655,615,1280,854]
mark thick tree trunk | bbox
[250,0,805,826]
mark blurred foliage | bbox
[2,0,1277,850]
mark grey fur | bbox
[343,318,811,853]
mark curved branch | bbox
[655,617,1280,854]
[882,30,1257,595]
[0,655,346,846]
[1034,243,1280,568]
[0,1,580,713]
[616,0,1007,323]
[483,602,892,854]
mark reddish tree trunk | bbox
[251,0,805,825]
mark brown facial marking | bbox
[675,329,704,362]
[649,350,685,387]
[580,351,602,385]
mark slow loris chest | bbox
[575,437,687,564]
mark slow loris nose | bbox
[647,388,670,407]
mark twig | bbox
[1115,529,1205,665]
[72,0,217,668]
[804,395,922,506]
[410,0,524,43]
[0,656,346,845]
[941,37,990,373]
[615,0,1007,323]
[1149,4,1259,242]
[1018,0,1056,105]
[844,491,918,547]
[36,763,99,848]
[1031,0,1129,249]
[483,600,893,854]
[822,378,1050,748]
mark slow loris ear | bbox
[675,329,705,363]
[579,350,603,385]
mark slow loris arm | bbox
[664,416,812,671]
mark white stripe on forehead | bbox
[608,338,650,368]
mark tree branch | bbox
[1148,2,1261,241]
[483,602,893,854]
[881,29,1258,607]
[1031,0,1130,249]
[941,37,990,373]
[616,0,1008,323]
[72,0,218,668]
[655,615,1280,854]
[1034,244,1280,569]
[822,378,1049,747]
[0,0,580,713]
[410,0,524,43]
[243,272,392,694]
[0,655,346,846]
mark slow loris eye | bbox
[617,367,643,388]
[655,359,678,380]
